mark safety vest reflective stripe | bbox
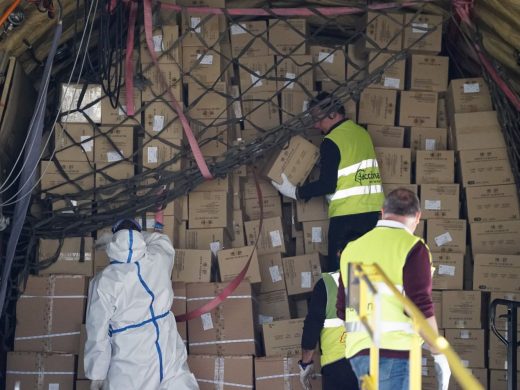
[337,159,379,178]
[323,318,344,328]
[373,282,404,295]
[329,184,383,201]
[344,320,414,334]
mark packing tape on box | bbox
[187,295,252,301]
[198,379,253,389]
[214,356,224,390]
[189,338,256,347]
[15,331,81,341]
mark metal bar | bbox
[507,305,517,390]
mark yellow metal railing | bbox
[350,263,484,390]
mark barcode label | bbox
[209,241,221,255]
[269,265,282,283]
[434,232,453,247]
[231,24,247,35]
[438,264,455,276]
[270,230,282,247]
[301,272,312,289]
[197,54,213,65]
[153,35,163,52]
[425,138,436,151]
[284,72,296,89]
[201,313,214,330]
[191,17,202,33]
[460,330,470,339]
[258,314,273,324]
[49,384,60,390]
[80,136,93,152]
[383,77,400,89]
[463,83,480,93]
[425,200,441,210]
[107,151,123,162]
[147,147,158,163]
[302,100,309,112]
[311,227,322,243]
[153,115,165,132]
[412,22,428,33]
[251,70,263,87]
[318,51,334,64]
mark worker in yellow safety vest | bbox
[271,92,384,272]
[299,271,359,390]
[337,188,451,390]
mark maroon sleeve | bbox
[336,271,346,320]
[402,242,435,318]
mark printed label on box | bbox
[147,147,158,163]
[80,135,93,152]
[197,53,213,65]
[231,24,247,35]
[118,105,126,117]
[461,360,469,368]
[191,17,202,33]
[49,384,60,390]
[434,232,453,247]
[412,22,428,33]
[269,265,282,283]
[383,77,400,89]
[301,271,312,289]
[153,115,165,132]
[107,150,123,162]
[311,227,322,243]
[424,200,441,210]
[438,264,455,276]
[284,72,296,89]
[153,35,163,52]
[425,138,436,151]
[201,312,214,331]
[460,330,470,339]
[318,51,334,64]
[209,241,221,255]
[463,83,480,94]
[251,70,263,87]
[269,230,282,248]
[302,100,309,112]
[422,367,428,376]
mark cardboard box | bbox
[359,88,397,126]
[244,195,282,221]
[441,290,486,329]
[367,125,405,148]
[427,219,466,253]
[54,122,94,163]
[142,137,182,172]
[194,176,231,194]
[38,237,93,276]
[143,101,183,140]
[172,249,211,282]
[366,12,404,52]
[276,55,314,92]
[100,89,141,126]
[6,352,76,390]
[94,126,134,163]
[415,150,454,184]
[282,253,322,296]
[238,55,276,93]
[244,217,286,255]
[188,355,254,390]
[264,135,319,186]
[432,290,442,324]
[447,77,493,115]
[491,291,520,330]
[409,127,448,158]
[95,161,134,210]
[181,12,224,48]
[187,81,228,120]
[458,148,514,187]
[415,219,425,238]
[448,368,487,390]
[420,184,460,219]
[76,380,91,390]
[14,275,88,353]
[310,45,345,82]
[489,332,520,370]
[399,91,438,127]
[188,191,232,234]
[431,252,464,290]
[473,254,520,292]
[403,13,443,54]
[465,184,520,223]
[218,246,261,284]
[437,96,448,129]
[268,19,307,55]
[231,209,245,248]
[295,197,328,223]
[141,61,182,102]
[452,111,505,151]
[409,54,449,92]
[262,318,304,357]
[172,282,187,345]
[470,220,520,255]
[489,369,520,390]
[280,90,313,122]
[241,175,280,200]
[182,45,225,85]
[258,289,291,323]
[347,39,368,81]
[60,83,102,123]
[185,228,232,252]
[368,51,406,90]
[40,160,95,195]
[302,220,329,255]
[241,91,280,129]
[190,119,231,158]
[230,20,269,57]
[258,253,286,293]
[187,282,257,355]
[255,356,322,390]
[445,329,486,368]
[375,147,411,184]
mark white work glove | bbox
[433,353,451,390]
[298,360,315,390]
[271,173,297,200]
[90,380,104,390]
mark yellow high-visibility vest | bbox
[320,272,346,367]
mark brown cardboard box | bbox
[141,61,182,102]
[437,96,448,129]
[262,318,304,357]
[302,220,329,255]
[54,123,94,163]
[447,77,492,115]
[94,126,134,163]
[409,127,448,158]
[185,228,232,253]
[14,275,88,353]
[77,325,87,378]
[242,176,280,200]
[458,148,514,187]
[218,246,261,284]
[142,137,182,172]
[292,298,309,319]
[432,290,442,324]
[230,21,269,57]
[238,55,276,93]
[195,176,231,194]
[188,191,232,234]
[181,12,224,48]
[489,332,520,370]
[40,160,95,195]
[140,25,181,64]
[465,184,520,223]
[172,249,212,282]
[190,119,231,158]
[427,219,466,253]
[268,19,307,55]
[280,90,313,122]
[76,380,91,390]
[310,45,345,82]
[187,282,257,355]
[403,13,443,54]
[182,45,225,85]
[415,150,454,184]
[441,290,486,329]
[143,101,183,140]
[95,162,134,211]
[409,54,449,92]
[258,289,291,323]
[38,237,93,276]
[188,355,254,390]
[470,220,520,255]
[258,252,286,293]
[231,209,245,248]
[283,253,322,296]
[415,219,425,239]
[473,254,520,292]
[276,55,314,92]
[244,217,286,255]
[172,282,187,345]
[241,91,280,129]
[359,88,397,126]
[264,135,319,186]
[375,147,411,184]
[100,90,141,126]
[367,125,405,148]
[490,291,520,330]
[445,328,486,368]
[489,369,520,390]
[295,197,328,223]
[244,195,282,220]
[60,83,102,123]
[448,368,487,390]
[6,352,76,390]
[347,39,368,81]
[368,51,406,90]
[399,91,438,127]
[366,12,404,52]
[420,184,460,219]
[187,81,228,120]
[431,252,464,290]
[452,111,505,151]
[255,356,323,390]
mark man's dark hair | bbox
[308,91,346,117]
[112,219,142,234]
[383,188,421,217]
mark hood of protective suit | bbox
[106,229,146,263]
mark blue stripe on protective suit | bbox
[108,311,171,337]
[126,230,134,263]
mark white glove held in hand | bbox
[299,362,315,390]
[90,380,104,390]
[433,353,451,390]
[271,173,297,200]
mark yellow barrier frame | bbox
[351,262,484,390]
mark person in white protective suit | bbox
[84,218,199,390]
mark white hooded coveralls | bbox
[84,229,199,390]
